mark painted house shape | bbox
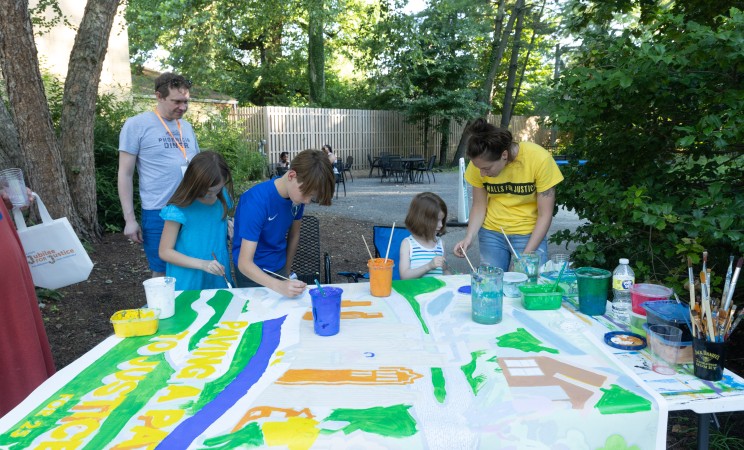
[498,356,607,409]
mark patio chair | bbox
[334,161,346,198]
[342,155,354,182]
[368,153,384,177]
[381,156,405,183]
[294,215,331,284]
[413,155,436,184]
[372,225,412,280]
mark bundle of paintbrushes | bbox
[686,253,743,342]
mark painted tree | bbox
[0,0,120,240]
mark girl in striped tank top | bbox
[399,192,451,279]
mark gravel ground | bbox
[305,169,584,274]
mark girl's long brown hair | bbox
[167,151,233,218]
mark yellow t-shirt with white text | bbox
[465,142,564,235]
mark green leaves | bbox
[544,8,744,294]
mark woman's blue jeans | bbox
[478,228,548,272]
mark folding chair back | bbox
[294,215,331,284]
[372,225,412,280]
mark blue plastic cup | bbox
[309,287,342,336]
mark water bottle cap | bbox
[619,258,629,264]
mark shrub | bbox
[542,10,744,297]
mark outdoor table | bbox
[400,157,425,183]
[1,275,740,448]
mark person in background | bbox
[233,149,335,297]
[159,152,234,291]
[118,72,200,277]
[275,151,290,176]
[399,192,450,279]
[454,118,563,271]
[0,185,55,416]
[322,144,337,166]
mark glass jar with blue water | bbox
[471,265,505,324]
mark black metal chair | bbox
[342,155,354,182]
[334,161,346,198]
[368,153,384,177]
[294,215,331,284]
[413,155,437,183]
[382,156,405,183]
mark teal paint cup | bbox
[575,267,611,316]
[471,265,504,324]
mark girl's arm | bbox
[159,220,226,276]
[523,187,556,253]
[399,238,445,279]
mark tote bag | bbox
[12,193,93,289]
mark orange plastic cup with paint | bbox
[367,258,394,297]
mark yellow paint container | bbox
[110,308,159,338]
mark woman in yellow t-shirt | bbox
[454,118,564,271]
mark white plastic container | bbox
[143,277,176,319]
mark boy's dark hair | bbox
[154,72,192,98]
[466,117,515,162]
[404,192,447,241]
[168,151,233,218]
[290,149,335,206]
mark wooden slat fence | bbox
[229,107,551,169]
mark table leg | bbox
[697,413,710,450]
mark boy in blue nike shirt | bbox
[233,149,335,297]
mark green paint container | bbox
[575,267,612,316]
[519,284,562,310]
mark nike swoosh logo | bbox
[268,214,278,221]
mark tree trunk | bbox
[438,117,450,166]
[500,2,525,129]
[59,0,120,241]
[307,0,325,105]
[0,0,81,231]
[450,0,522,165]
[510,0,546,120]
[0,96,24,171]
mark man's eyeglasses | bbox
[155,78,192,91]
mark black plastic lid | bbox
[604,331,647,350]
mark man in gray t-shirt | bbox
[117,72,200,277]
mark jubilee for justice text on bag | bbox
[12,193,93,289]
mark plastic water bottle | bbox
[612,258,635,324]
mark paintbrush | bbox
[211,252,233,289]
[262,268,290,280]
[687,257,696,311]
[703,251,712,302]
[500,227,520,260]
[723,257,743,311]
[702,283,716,341]
[722,256,735,308]
[727,309,744,339]
[460,245,476,273]
[722,304,737,341]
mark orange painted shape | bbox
[277,367,422,385]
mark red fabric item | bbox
[0,200,55,417]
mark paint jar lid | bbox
[604,331,647,351]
